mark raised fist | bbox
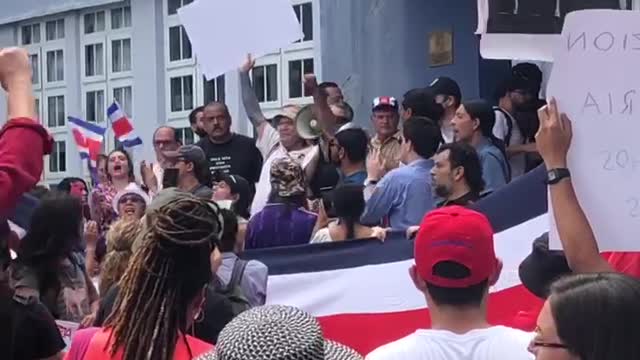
[0,47,31,92]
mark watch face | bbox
[548,171,558,182]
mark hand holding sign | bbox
[536,98,573,169]
[547,10,640,251]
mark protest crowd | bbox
[1,13,640,359]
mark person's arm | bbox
[508,142,538,156]
[239,54,269,139]
[361,175,397,225]
[304,74,338,138]
[0,48,53,217]
[537,98,611,273]
[480,152,507,193]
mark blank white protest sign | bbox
[547,10,640,251]
[178,0,304,80]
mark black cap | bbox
[428,77,462,100]
[518,232,572,299]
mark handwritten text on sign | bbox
[547,10,640,251]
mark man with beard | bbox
[330,126,368,186]
[189,106,207,138]
[493,71,540,178]
[431,142,484,207]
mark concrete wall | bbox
[319,0,481,126]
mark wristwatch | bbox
[546,168,571,185]
[365,178,379,187]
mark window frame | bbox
[110,5,132,30]
[107,33,133,79]
[42,45,65,88]
[46,137,68,178]
[28,49,42,90]
[20,23,42,46]
[82,83,107,124]
[45,19,65,42]
[166,67,196,119]
[45,89,66,132]
[251,55,281,108]
[281,49,315,104]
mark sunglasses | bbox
[118,195,144,204]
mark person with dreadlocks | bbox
[68,190,234,359]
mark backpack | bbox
[215,259,251,316]
[493,106,515,146]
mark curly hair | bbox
[104,195,222,360]
[99,219,143,295]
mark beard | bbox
[433,183,452,199]
[195,127,208,138]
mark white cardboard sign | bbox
[547,10,640,251]
[178,0,304,80]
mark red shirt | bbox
[0,117,52,217]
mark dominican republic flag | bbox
[107,101,142,148]
[68,116,106,172]
[476,1,631,60]
[244,165,549,355]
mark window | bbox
[86,90,105,123]
[113,86,133,116]
[111,7,132,29]
[111,38,132,72]
[252,64,278,102]
[49,141,67,173]
[21,24,41,45]
[288,58,314,98]
[45,19,65,41]
[47,95,65,127]
[46,50,64,82]
[176,127,195,145]
[84,11,106,33]
[35,97,40,119]
[85,43,104,77]
[170,75,194,112]
[203,75,225,103]
[293,2,313,42]
[30,54,40,85]
[169,26,192,61]
[168,0,194,15]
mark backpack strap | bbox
[493,106,514,146]
[225,259,248,293]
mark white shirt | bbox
[441,116,455,144]
[492,108,526,178]
[152,162,164,191]
[251,124,318,215]
[366,326,534,360]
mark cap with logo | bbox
[428,77,462,101]
[415,206,497,288]
[371,96,398,111]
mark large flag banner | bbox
[68,116,106,171]
[245,166,549,355]
[477,0,631,60]
[107,101,142,148]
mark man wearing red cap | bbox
[366,206,533,360]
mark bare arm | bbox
[305,74,338,138]
[239,54,268,137]
[537,99,611,273]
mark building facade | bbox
[0,0,486,187]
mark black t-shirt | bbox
[0,293,66,359]
[196,134,263,190]
[309,149,339,199]
[95,285,236,344]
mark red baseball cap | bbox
[415,206,497,288]
[372,96,398,111]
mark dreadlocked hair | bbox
[104,196,223,360]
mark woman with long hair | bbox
[451,99,510,194]
[310,184,387,243]
[10,192,99,324]
[71,194,222,359]
[530,272,640,360]
[89,149,138,270]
